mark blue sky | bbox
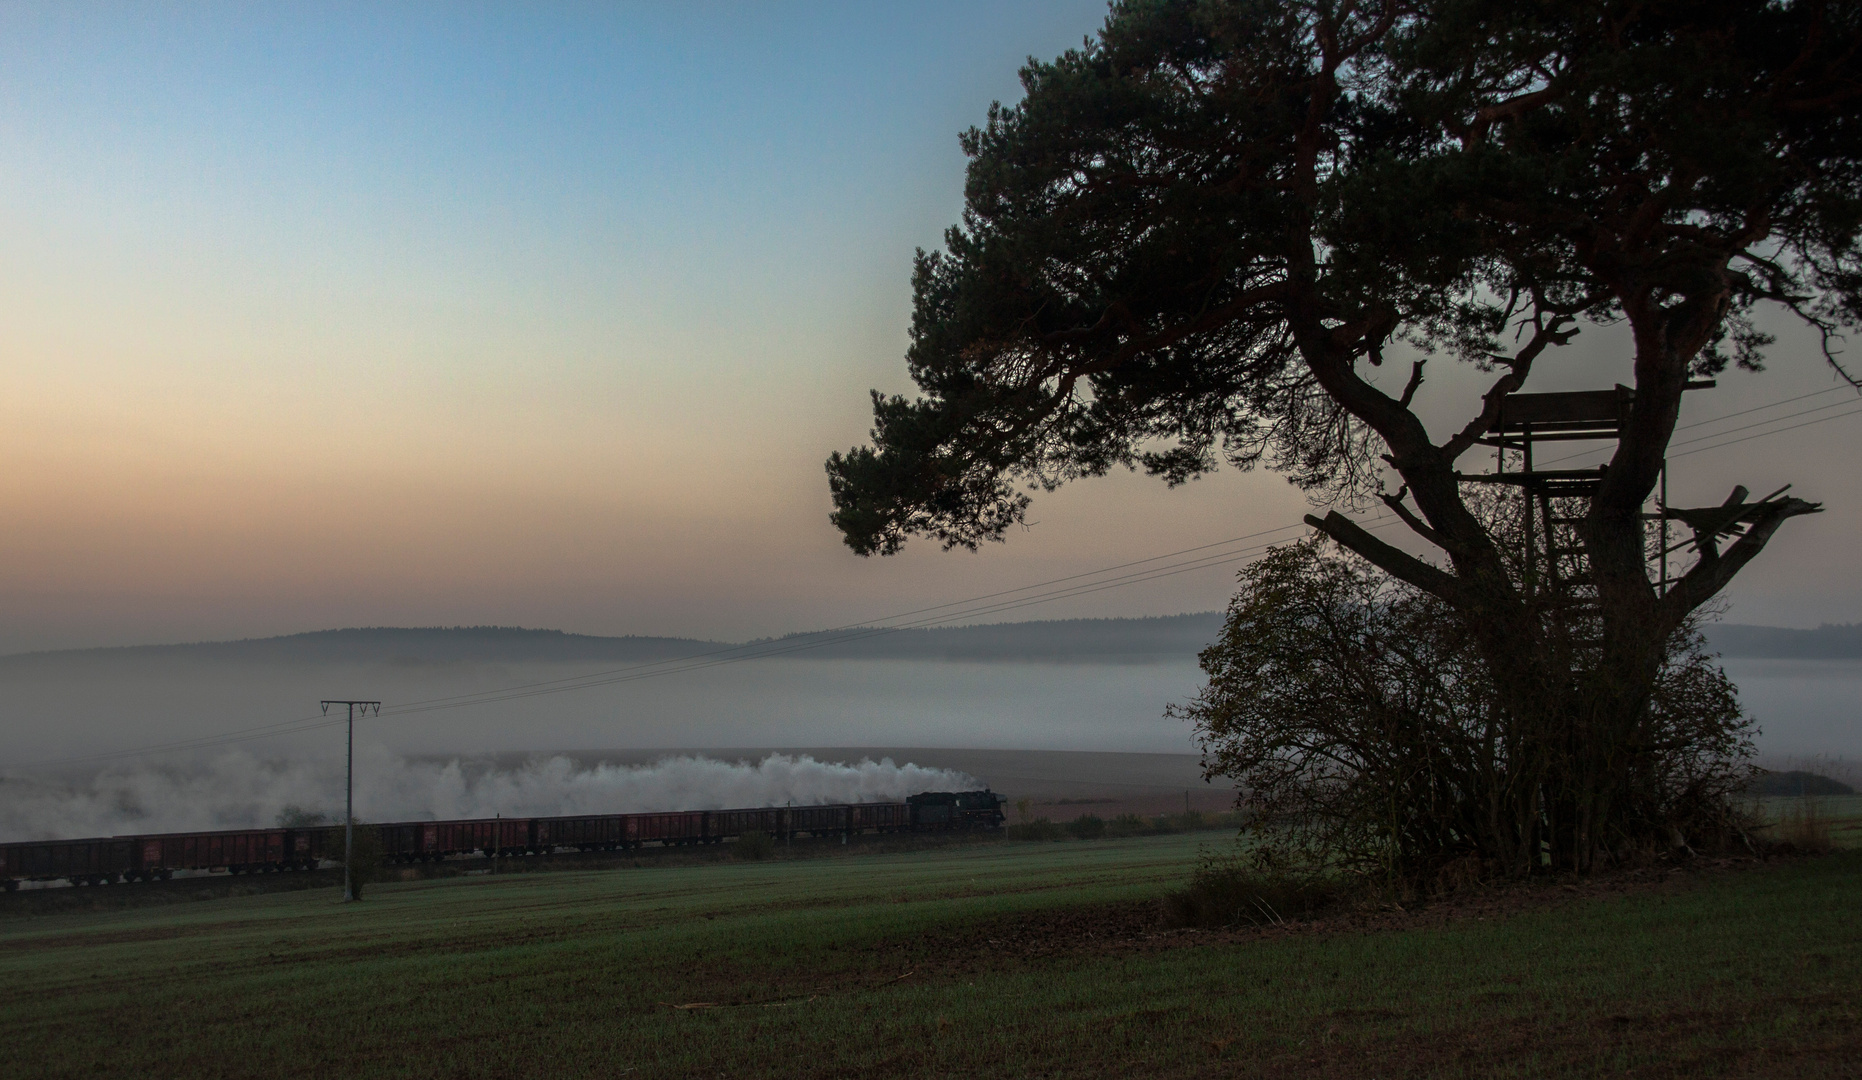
[0,1,1856,653]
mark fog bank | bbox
[0,751,978,843]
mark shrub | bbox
[275,805,329,828]
[1160,851,1335,929]
[1179,538,1759,883]
[1768,799,1833,853]
[734,830,774,861]
[1007,818,1064,841]
[324,822,384,900]
[1151,811,1208,834]
[1065,814,1106,840]
[1105,813,1150,838]
[1749,771,1855,797]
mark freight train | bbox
[0,790,1007,891]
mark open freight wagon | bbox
[1,791,1003,890]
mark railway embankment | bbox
[0,827,1010,917]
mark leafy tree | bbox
[825,0,1859,871]
[324,821,384,899]
[734,830,775,861]
[275,805,329,828]
[1174,538,1755,883]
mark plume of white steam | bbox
[0,750,980,842]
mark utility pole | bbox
[322,700,381,903]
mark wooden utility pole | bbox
[321,700,380,902]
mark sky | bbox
[2,0,1859,656]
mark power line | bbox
[1538,388,1862,468]
[1670,404,1862,459]
[375,520,1387,719]
[18,521,1319,766]
[361,388,1862,721]
[18,383,1855,769]
[1673,385,1849,430]
[374,520,1373,716]
[374,521,1316,715]
[1667,397,1860,450]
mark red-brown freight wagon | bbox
[849,802,910,833]
[626,811,708,846]
[1,792,994,889]
[534,814,628,851]
[379,818,540,859]
[133,828,322,875]
[705,807,785,838]
[375,820,437,861]
[789,804,850,838]
[0,837,136,888]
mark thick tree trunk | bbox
[1284,213,1817,874]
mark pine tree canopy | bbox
[825,0,1860,594]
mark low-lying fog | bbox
[1,655,1208,764]
[0,628,1854,842]
[0,652,1205,841]
[0,750,979,842]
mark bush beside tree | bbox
[1176,539,1757,887]
[323,821,384,900]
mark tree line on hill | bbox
[5,613,1857,668]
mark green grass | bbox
[1,834,1856,1079]
[1751,794,1862,850]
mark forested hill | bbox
[0,627,727,668]
[757,613,1227,662]
[1701,623,1862,659]
[2,615,1852,667]
[0,615,1228,668]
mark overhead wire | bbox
[1666,397,1861,451]
[22,382,1857,768]
[1669,385,1848,428]
[376,518,1390,719]
[21,521,1321,766]
[1538,385,1862,468]
[372,521,1318,715]
[1670,403,1862,459]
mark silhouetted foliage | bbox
[1765,798,1836,852]
[324,821,384,899]
[826,0,1856,873]
[1749,770,1856,797]
[1006,818,1066,841]
[274,805,329,828]
[1177,540,1757,883]
[1161,850,1337,928]
[734,830,775,861]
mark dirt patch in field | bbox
[634,854,1801,1010]
[1199,989,1862,1080]
[0,831,1001,920]
[0,871,345,919]
[4,922,230,950]
[887,854,1786,977]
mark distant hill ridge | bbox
[1700,622,1862,659]
[757,613,1227,662]
[2,615,1854,665]
[0,626,727,666]
[0,614,1229,667]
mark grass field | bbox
[1753,794,1862,851]
[1,833,1857,1079]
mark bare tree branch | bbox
[1306,511,1468,605]
[1658,497,1823,628]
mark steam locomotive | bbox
[0,790,1006,891]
